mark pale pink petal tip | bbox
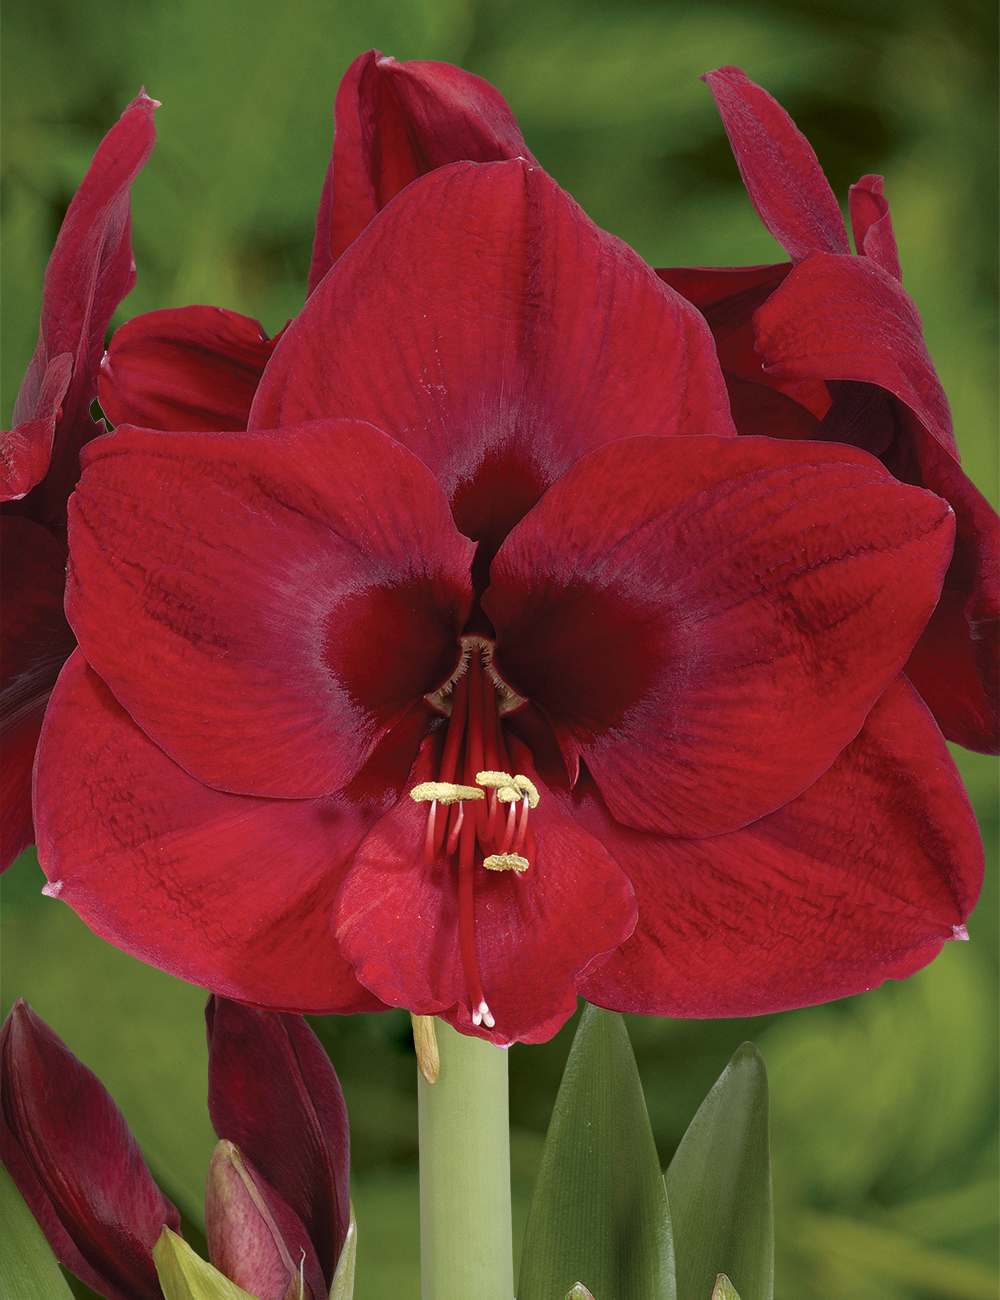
[951,924,970,941]
[41,880,63,898]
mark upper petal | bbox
[754,249,958,459]
[206,999,350,1289]
[35,650,387,1013]
[254,159,734,565]
[1,999,179,1300]
[485,435,955,837]
[849,174,902,281]
[703,66,850,261]
[99,306,280,432]
[67,418,474,798]
[576,675,983,1017]
[335,734,636,1046]
[6,90,156,518]
[309,50,535,290]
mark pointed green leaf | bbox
[712,1274,742,1300]
[665,1043,773,1300]
[565,1286,597,1300]
[152,1226,257,1300]
[518,1004,675,1300]
[0,1160,75,1300]
[329,1201,357,1300]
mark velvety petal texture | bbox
[486,436,955,837]
[702,66,850,262]
[35,651,387,1013]
[0,1000,180,1300]
[67,418,475,797]
[577,677,983,1016]
[335,736,637,1046]
[309,49,536,290]
[206,998,351,1288]
[254,159,735,565]
[99,306,280,432]
[2,90,156,519]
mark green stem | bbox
[418,1018,513,1299]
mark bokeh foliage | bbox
[2,2,997,1298]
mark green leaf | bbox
[152,1227,257,1300]
[517,1004,675,1300]
[712,1274,742,1300]
[329,1201,357,1300]
[665,1042,772,1300]
[0,1160,75,1299]
[564,1286,597,1299]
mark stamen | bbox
[410,782,484,805]
[472,1001,495,1028]
[446,802,465,855]
[483,853,530,872]
[476,770,516,789]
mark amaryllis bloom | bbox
[0,997,351,1300]
[657,67,999,755]
[35,149,982,1045]
[0,91,157,870]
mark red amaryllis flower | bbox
[0,91,157,870]
[1,997,351,1300]
[657,67,999,755]
[98,49,533,435]
[35,156,980,1045]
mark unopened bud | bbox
[711,1274,742,1300]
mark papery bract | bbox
[659,66,999,753]
[0,90,157,870]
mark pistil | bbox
[411,639,539,1031]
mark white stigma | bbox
[472,1000,495,1028]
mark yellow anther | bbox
[476,771,516,789]
[512,775,539,808]
[483,853,531,872]
[410,782,484,805]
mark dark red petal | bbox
[1,354,73,502]
[0,516,75,870]
[0,999,179,1300]
[67,418,474,798]
[901,423,999,753]
[34,651,387,1013]
[577,675,982,1017]
[335,734,636,1047]
[703,66,850,262]
[255,160,734,562]
[99,306,279,432]
[9,91,157,522]
[849,174,902,281]
[206,999,350,1287]
[754,249,958,459]
[309,50,535,291]
[485,435,955,837]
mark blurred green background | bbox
[2,1,997,1297]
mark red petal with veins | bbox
[576,677,983,1016]
[207,999,350,1288]
[66,418,474,798]
[4,91,156,522]
[1,1000,179,1300]
[703,66,850,262]
[335,735,637,1047]
[309,50,535,291]
[254,160,734,564]
[754,249,959,459]
[0,517,75,870]
[35,651,387,1013]
[485,435,955,838]
[99,306,280,432]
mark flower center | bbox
[410,637,538,1029]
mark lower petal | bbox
[35,651,384,1013]
[576,676,983,1017]
[334,735,636,1046]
